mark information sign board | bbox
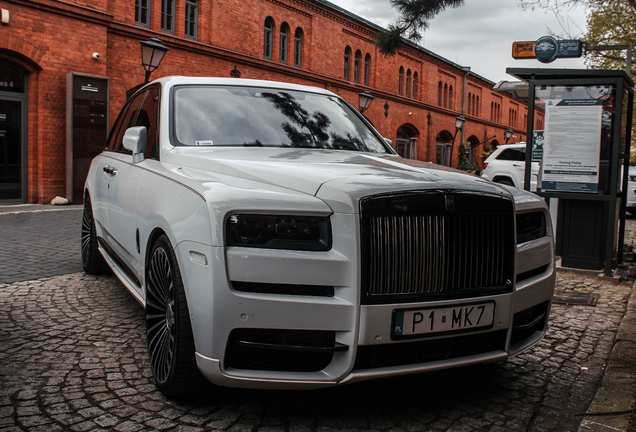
[540,99,603,193]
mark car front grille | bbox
[360,191,515,303]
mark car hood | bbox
[166,147,515,213]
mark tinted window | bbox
[497,148,524,161]
[173,86,388,153]
[138,87,160,159]
[109,91,147,153]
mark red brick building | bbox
[0,0,542,204]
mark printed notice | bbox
[540,99,603,193]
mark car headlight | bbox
[516,211,546,244]
[226,214,332,251]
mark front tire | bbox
[81,194,110,274]
[146,235,202,397]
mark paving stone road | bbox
[0,207,84,284]
[0,209,634,431]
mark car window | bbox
[137,86,160,159]
[110,91,147,154]
[105,104,131,151]
[173,86,389,153]
[497,149,523,161]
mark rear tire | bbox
[81,195,110,275]
[146,235,203,397]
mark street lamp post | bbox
[358,91,374,115]
[140,37,170,84]
[450,115,465,166]
[505,128,514,144]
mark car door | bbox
[90,100,134,240]
[102,90,149,286]
[509,147,526,188]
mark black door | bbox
[0,61,27,203]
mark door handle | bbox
[512,163,522,167]
[103,166,118,176]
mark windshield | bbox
[173,86,388,153]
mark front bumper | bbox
[176,212,555,390]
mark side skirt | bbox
[98,237,145,307]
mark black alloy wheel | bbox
[81,194,109,274]
[146,235,201,397]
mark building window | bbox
[280,23,289,64]
[406,70,411,98]
[161,0,175,33]
[438,81,442,106]
[467,93,471,115]
[185,0,198,39]
[413,72,418,99]
[476,96,480,117]
[354,50,361,83]
[364,54,370,86]
[344,46,351,80]
[135,0,150,26]
[449,85,453,110]
[264,17,274,60]
[294,28,302,68]
[443,83,448,108]
[398,67,404,95]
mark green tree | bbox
[584,0,636,160]
[375,0,464,55]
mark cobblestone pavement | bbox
[0,207,84,284]
[0,270,632,432]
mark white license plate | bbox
[393,302,495,337]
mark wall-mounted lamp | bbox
[140,37,169,84]
[358,91,374,114]
[505,128,514,144]
[450,116,466,166]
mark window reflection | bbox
[174,86,388,153]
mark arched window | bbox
[472,94,476,116]
[406,70,411,98]
[443,83,448,108]
[344,46,351,81]
[354,50,361,83]
[364,54,370,86]
[412,72,418,99]
[476,96,479,117]
[467,93,472,115]
[263,17,274,60]
[294,28,302,68]
[279,23,289,64]
[438,82,442,106]
[398,67,404,95]
[449,85,453,110]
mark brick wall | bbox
[0,0,538,203]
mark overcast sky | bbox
[328,0,590,83]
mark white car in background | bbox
[82,77,556,397]
[481,143,539,191]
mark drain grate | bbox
[552,291,599,306]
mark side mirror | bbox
[123,126,147,163]
[384,138,393,147]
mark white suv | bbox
[481,142,538,191]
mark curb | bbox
[578,282,636,432]
[0,204,83,215]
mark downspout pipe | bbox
[461,66,471,145]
